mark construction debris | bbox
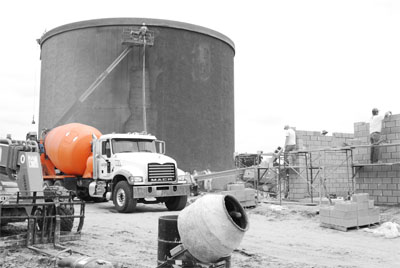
[363,222,400,239]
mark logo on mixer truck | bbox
[40,123,190,213]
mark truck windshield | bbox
[111,139,156,153]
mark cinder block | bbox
[338,218,358,228]
[331,209,357,219]
[369,214,380,224]
[358,216,372,226]
[244,188,255,200]
[383,190,392,196]
[234,190,246,201]
[357,201,369,210]
[378,184,388,190]
[227,183,245,191]
[357,209,369,217]
[373,190,383,196]
[368,184,378,190]
[351,193,369,203]
[329,217,339,226]
[368,199,374,208]
[387,184,397,190]
[240,200,257,207]
[334,202,358,212]
[222,190,246,201]
[368,207,380,216]
[319,206,333,217]
[378,196,388,203]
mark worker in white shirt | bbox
[369,108,392,163]
[284,125,296,165]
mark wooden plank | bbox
[321,222,349,232]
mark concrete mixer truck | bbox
[39,123,190,213]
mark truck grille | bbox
[148,163,176,182]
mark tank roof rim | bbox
[39,17,235,52]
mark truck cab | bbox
[92,132,190,213]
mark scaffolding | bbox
[252,142,400,205]
[193,143,400,206]
[252,147,354,205]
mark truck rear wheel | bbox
[165,195,188,211]
[33,205,74,232]
[43,180,53,188]
[113,181,137,213]
[59,206,74,232]
[53,180,64,187]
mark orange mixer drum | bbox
[44,123,102,175]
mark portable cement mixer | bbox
[157,194,249,268]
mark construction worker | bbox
[130,23,148,41]
[138,23,148,37]
[369,108,391,163]
[283,125,296,165]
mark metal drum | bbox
[158,215,181,265]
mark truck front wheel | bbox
[165,195,188,211]
[113,181,137,213]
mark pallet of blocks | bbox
[221,183,257,208]
[319,193,380,231]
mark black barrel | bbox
[158,215,181,265]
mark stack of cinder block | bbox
[221,183,256,208]
[320,193,380,231]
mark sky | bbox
[0,0,399,154]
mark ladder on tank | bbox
[55,24,154,132]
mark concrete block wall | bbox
[353,114,400,204]
[288,130,354,199]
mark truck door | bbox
[97,140,112,180]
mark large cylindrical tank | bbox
[44,123,102,175]
[38,18,235,172]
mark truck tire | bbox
[59,206,74,232]
[113,181,137,213]
[34,206,74,232]
[43,180,53,188]
[53,180,64,187]
[165,195,188,211]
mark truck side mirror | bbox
[155,140,165,154]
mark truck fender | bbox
[113,167,146,185]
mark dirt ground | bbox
[1,196,399,268]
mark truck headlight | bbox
[178,175,188,183]
[128,176,143,184]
